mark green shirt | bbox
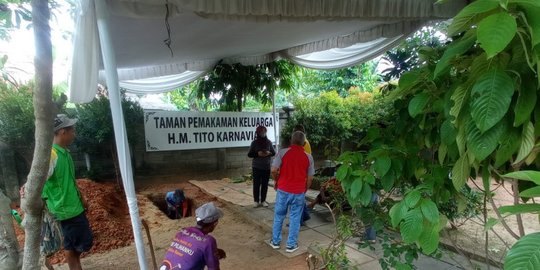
[41,144,84,221]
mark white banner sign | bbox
[144,110,279,151]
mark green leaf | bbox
[418,225,440,255]
[495,128,522,167]
[509,0,540,8]
[434,30,477,78]
[456,122,467,155]
[499,204,540,215]
[477,12,517,58]
[520,186,540,198]
[485,217,499,231]
[438,143,448,165]
[525,149,539,165]
[452,154,470,190]
[456,194,467,213]
[401,209,424,243]
[504,232,540,270]
[405,190,421,208]
[468,53,490,81]
[503,170,540,185]
[408,93,430,117]
[450,85,469,124]
[523,5,540,47]
[350,178,363,199]
[359,183,372,206]
[399,71,420,91]
[364,174,376,185]
[467,120,505,161]
[514,78,537,127]
[392,71,424,100]
[420,199,440,224]
[448,0,499,36]
[514,122,535,164]
[381,172,395,192]
[437,215,449,231]
[441,120,457,145]
[336,164,350,182]
[389,202,408,228]
[395,263,413,270]
[470,69,515,132]
[374,156,392,177]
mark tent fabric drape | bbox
[69,0,99,103]
[286,36,406,70]
[118,71,206,94]
[117,36,408,94]
[69,0,466,102]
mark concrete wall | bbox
[134,146,252,175]
[4,109,333,182]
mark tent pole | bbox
[94,0,148,269]
[272,89,278,150]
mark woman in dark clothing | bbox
[247,126,276,208]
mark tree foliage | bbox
[74,91,143,154]
[196,60,297,111]
[0,1,32,41]
[295,61,381,97]
[381,23,448,81]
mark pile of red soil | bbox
[78,179,134,254]
[14,179,134,264]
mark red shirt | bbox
[272,145,315,194]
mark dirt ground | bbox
[48,178,308,270]
[15,171,538,269]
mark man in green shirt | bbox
[42,114,93,270]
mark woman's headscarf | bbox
[255,126,268,147]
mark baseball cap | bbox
[54,114,78,132]
[195,202,224,224]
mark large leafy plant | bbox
[500,170,540,270]
[335,0,540,267]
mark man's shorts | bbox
[60,212,93,253]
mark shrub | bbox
[0,81,35,149]
[282,90,394,158]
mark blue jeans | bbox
[364,193,379,241]
[302,203,311,223]
[272,189,305,247]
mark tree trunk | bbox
[236,92,242,112]
[512,179,526,237]
[21,1,54,269]
[0,190,21,269]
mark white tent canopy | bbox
[69,1,466,269]
[70,0,466,102]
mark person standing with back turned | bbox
[293,124,311,154]
[269,131,315,253]
[247,125,276,208]
[42,114,93,270]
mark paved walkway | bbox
[190,179,499,270]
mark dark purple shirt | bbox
[160,227,219,270]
